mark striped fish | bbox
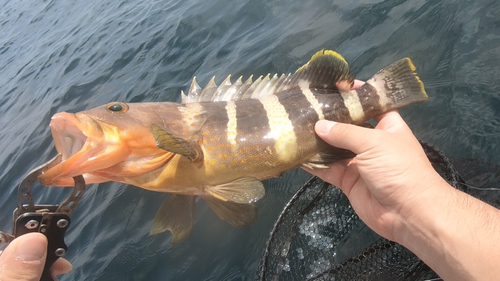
[38,50,427,242]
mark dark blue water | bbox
[1,0,499,280]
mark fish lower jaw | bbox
[41,173,96,187]
[39,175,68,187]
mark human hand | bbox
[0,233,72,281]
[306,81,500,281]
[308,110,447,242]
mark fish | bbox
[38,50,427,242]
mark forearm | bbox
[395,174,500,280]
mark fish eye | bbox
[106,102,129,113]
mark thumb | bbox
[0,233,47,281]
[315,120,376,154]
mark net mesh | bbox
[257,141,499,281]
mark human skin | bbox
[0,232,72,281]
[308,109,500,280]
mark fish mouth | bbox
[39,112,127,186]
[52,113,88,162]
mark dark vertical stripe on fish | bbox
[276,88,319,151]
[197,102,231,162]
[313,89,354,123]
[234,99,271,139]
[234,99,277,165]
[355,83,383,118]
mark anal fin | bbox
[150,194,195,243]
[151,124,203,162]
[301,163,330,170]
[205,177,265,204]
[305,145,356,168]
[202,195,258,227]
[304,122,373,169]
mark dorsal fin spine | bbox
[274,74,287,93]
[221,76,243,101]
[190,77,201,93]
[242,75,262,100]
[213,75,232,102]
[183,49,352,102]
[184,77,201,103]
[199,77,217,102]
[235,75,254,100]
[253,74,271,98]
[181,90,187,103]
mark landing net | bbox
[257,142,499,281]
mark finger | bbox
[340,161,361,197]
[315,120,376,154]
[0,233,47,281]
[51,258,72,280]
[352,79,365,89]
[374,110,414,135]
[373,109,399,123]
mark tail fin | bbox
[365,58,428,109]
[342,58,427,123]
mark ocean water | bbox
[1,0,499,280]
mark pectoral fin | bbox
[150,194,195,243]
[205,177,265,204]
[202,195,258,227]
[151,124,202,162]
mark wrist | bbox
[392,174,500,280]
[391,172,453,247]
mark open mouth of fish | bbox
[38,112,126,186]
[53,114,88,162]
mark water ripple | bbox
[0,0,499,280]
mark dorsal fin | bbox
[181,77,202,103]
[280,49,354,92]
[199,76,217,102]
[181,74,290,103]
[181,50,354,103]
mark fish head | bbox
[39,102,175,186]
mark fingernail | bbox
[315,120,336,135]
[15,234,47,262]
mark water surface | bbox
[1,0,499,280]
